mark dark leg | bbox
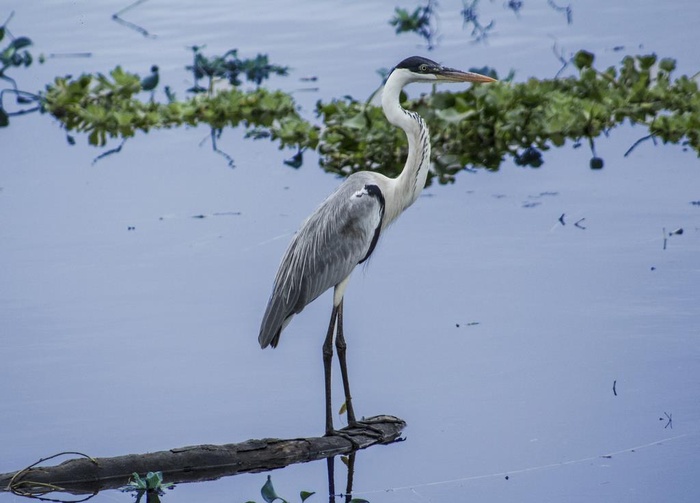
[344,451,356,503]
[335,300,357,425]
[323,305,339,435]
[326,456,336,503]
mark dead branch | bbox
[0,415,405,497]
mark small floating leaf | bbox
[261,475,286,503]
[283,149,303,169]
[300,490,316,502]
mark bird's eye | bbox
[419,64,429,73]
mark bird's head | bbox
[391,56,496,85]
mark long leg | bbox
[335,300,357,425]
[323,305,339,435]
[326,456,336,503]
[344,451,356,503]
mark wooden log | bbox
[1,415,405,496]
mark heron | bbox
[259,56,496,435]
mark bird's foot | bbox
[347,419,385,438]
[359,415,406,425]
[325,416,403,446]
[325,421,385,447]
[325,428,362,448]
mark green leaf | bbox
[37,50,700,175]
[0,108,9,128]
[638,53,657,70]
[550,133,565,147]
[573,50,594,70]
[145,471,163,489]
[349,499,370,503]
[658,58,676,73]
[300,490,316,502]
[261,475,286,503]
[10,36,32,51]
[129,472,146,489]
[342,112,367,130]
[434,108,474,123]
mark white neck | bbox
[380,69,432,227]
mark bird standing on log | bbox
[259,56,496,434]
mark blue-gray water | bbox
[1,1,699,501]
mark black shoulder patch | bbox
[359,184,385,264]
[364,183,385,208]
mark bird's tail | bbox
[258,296,291,348]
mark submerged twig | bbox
[662,227,667,250]
[0,89,43,121]
[8,451,97,497]
[624,134,656,157]
[547,0,573,24]
[112,0,156,38]
[210,128,235,168]
[662,412,673,429]
[92,139,127,165]
[47,52,93,59]
[461,0,494,43]
[552,41,572,79]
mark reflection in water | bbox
[326,451,357,503]
[143,490,162,503]
[0,419,405,501]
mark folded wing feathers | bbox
[258,174,384,348]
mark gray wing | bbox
[259,173,385,348]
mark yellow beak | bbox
[439,69,497,83]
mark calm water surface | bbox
[1,1,699,502]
